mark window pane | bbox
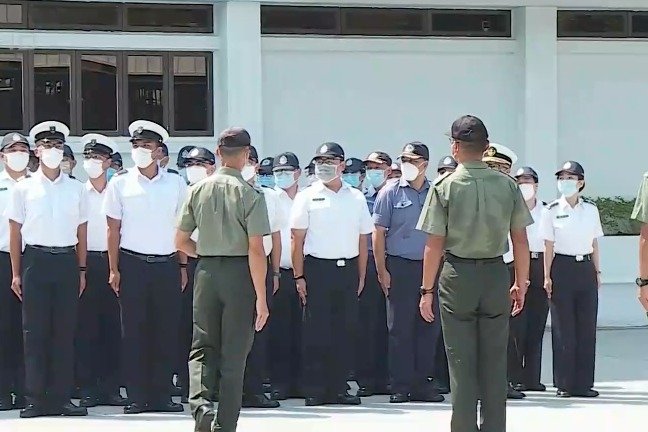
[0,4,22,24]
[631,13,648,36]
[431,11,510,36]
[128,55,164,126]
[261,6,340,34]
[34,53,71,126]
[30,2,120,29]
[81,55,117,131]
[0,53,23,130]
[126,5,212,31]
[173,56,209,132]
[342,8,427,35]
[557,11,627,37]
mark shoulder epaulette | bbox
[434,171,452,186]
[582,197,597,206]
[546,200,559,209]
[167,169,179,175]
[115,169,128,176]
[542,201,547,206]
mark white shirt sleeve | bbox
[176,177,189,216]
[290,191,309,230]
[102,180,122,220]
[78,185,88,225]
[592,206,604,239]
[358,195,374,235]
[268,192,284,234]
[4,185,25,224]
[539,207,554,242]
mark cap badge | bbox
[279,155,287,165]
[262,159,271,166]
[49,126,56,132]
[563,162,571,169]
[444,157,452,165]
[516,168,524,176]
[12,134,20,142]
[404,144,414,153]
[346,159,353,166]
[485,147,497,157]
[137,126,144,133]
[182,149,191,158]
[319,144,328,154]
[369,152,379,160]
[90,139,97,145]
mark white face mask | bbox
[131,147,154,169]
[519,183,536,201]
[241,164,256,182]
[400,162,420,181]
[83,159,105,179]
[40,148,64,170]
[4,152,29,172]
[186,166,209,184]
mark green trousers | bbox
[189,256,255,432]
[439,257,510,432]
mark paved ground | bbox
[2,328,647,432]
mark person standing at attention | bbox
[175,127,270,432]
[630,172,648,316]
[417,115,532,432]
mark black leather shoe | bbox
[329,391,361,405]
[270,389,287,401]
[0,397,13,411]
[194,405,215,432]
[13,396,26,410]
[556,389,571,398]
[356,387,373,397]
[304,396,326,406]
[150,401,184,413]
[410,388,445,403]
[515,383,546,392]
[389,393,410,403]
[171,385,183,397]
[572,389,599,398]
[346,382,351,391]
[99,394,128,406]
[242,394,280,408]
[507,385,526,399]
[79,396,98,408]
[60,402,88,416]
[181,395,188,404]
[19,404,46,418]
[435,384,450,394]
[124,403,149,414]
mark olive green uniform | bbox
[631,173,648,223]
[177,167,270,432]
[417,161,533,432]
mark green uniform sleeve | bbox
[510,185,534,231]
[244,190,271,237]
[416,185,447,236]
[177,188,197,233]
[631,175,648,223]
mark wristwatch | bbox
[635,277,648,287]
[419,287,434,296]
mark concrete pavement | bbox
[1,328,647,432]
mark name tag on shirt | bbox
[556,215,569,219]
[0,187,7,192]
[310,196,331,210]
[394,199,412,209]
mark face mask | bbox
[274,171,297,189]
[4,152,29,172]
[131,147,154,169]
[342,172,362,188]
[400,162,420,181]
[315,163,339,183]
[557,179,579,197]
[365,169,386,188]
[241,164,256,181]
[186,166,208,184]
[83,159,104,179]
[519,184,536,201]
[40,148,64,170]
[256,175,274,188]
[106,167,117,181]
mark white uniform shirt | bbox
[102,168,187,255]
[0,171,23,252]
[275,187,296,268]
[540,196,604,255]
[290,181,374,259]
[261,186,286,256]
[5,170,87,247]
[503,202,545,263]
[84,182,108,252]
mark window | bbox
[342,8,428,36]
[0,2,23,27]
[125,3,213,33]
[260,6,511,37]
[631,12,648,37]
[557,11,629,38]
[0,53,24,131]
[29,1,121,30]
[0,50,214,136]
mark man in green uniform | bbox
[175,127,271,432]
[416,115,533,432]
[630,175,648,316]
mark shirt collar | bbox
[398,176,430,191]
[312,179,350,193]
[85,180,106,194]
[558,195,583,210]
[135,166,164,183]
[459,161,488,169]
[218,166,245,181]
[34,168,66,184]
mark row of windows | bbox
[558,10,648,38]
[0,1,212,33]
[0,50,213,136]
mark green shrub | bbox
[584,196,640,236]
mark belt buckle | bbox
[336,259,346,267]
[145,255,157,263]
[531,252,539,259]
[576,255,584,262]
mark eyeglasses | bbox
[38,140,64,150]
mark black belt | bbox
[555,253,592,262]
[88,250,107,257]
[120,248,176,263]
[28,244,75,254]
[445,253,503,264]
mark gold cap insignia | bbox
[279,155,287,164]
[485,147,497,157]
[320,145,328,154]
[404,144,414,153]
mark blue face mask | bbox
[557,179,579,197]
[365,169,386,188]
[342,172,362,188]
[274,171,296,189]
[106,167,117,181]
[258,175,275,188]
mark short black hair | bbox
[456,139,489,154]
[218,145,247,158]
